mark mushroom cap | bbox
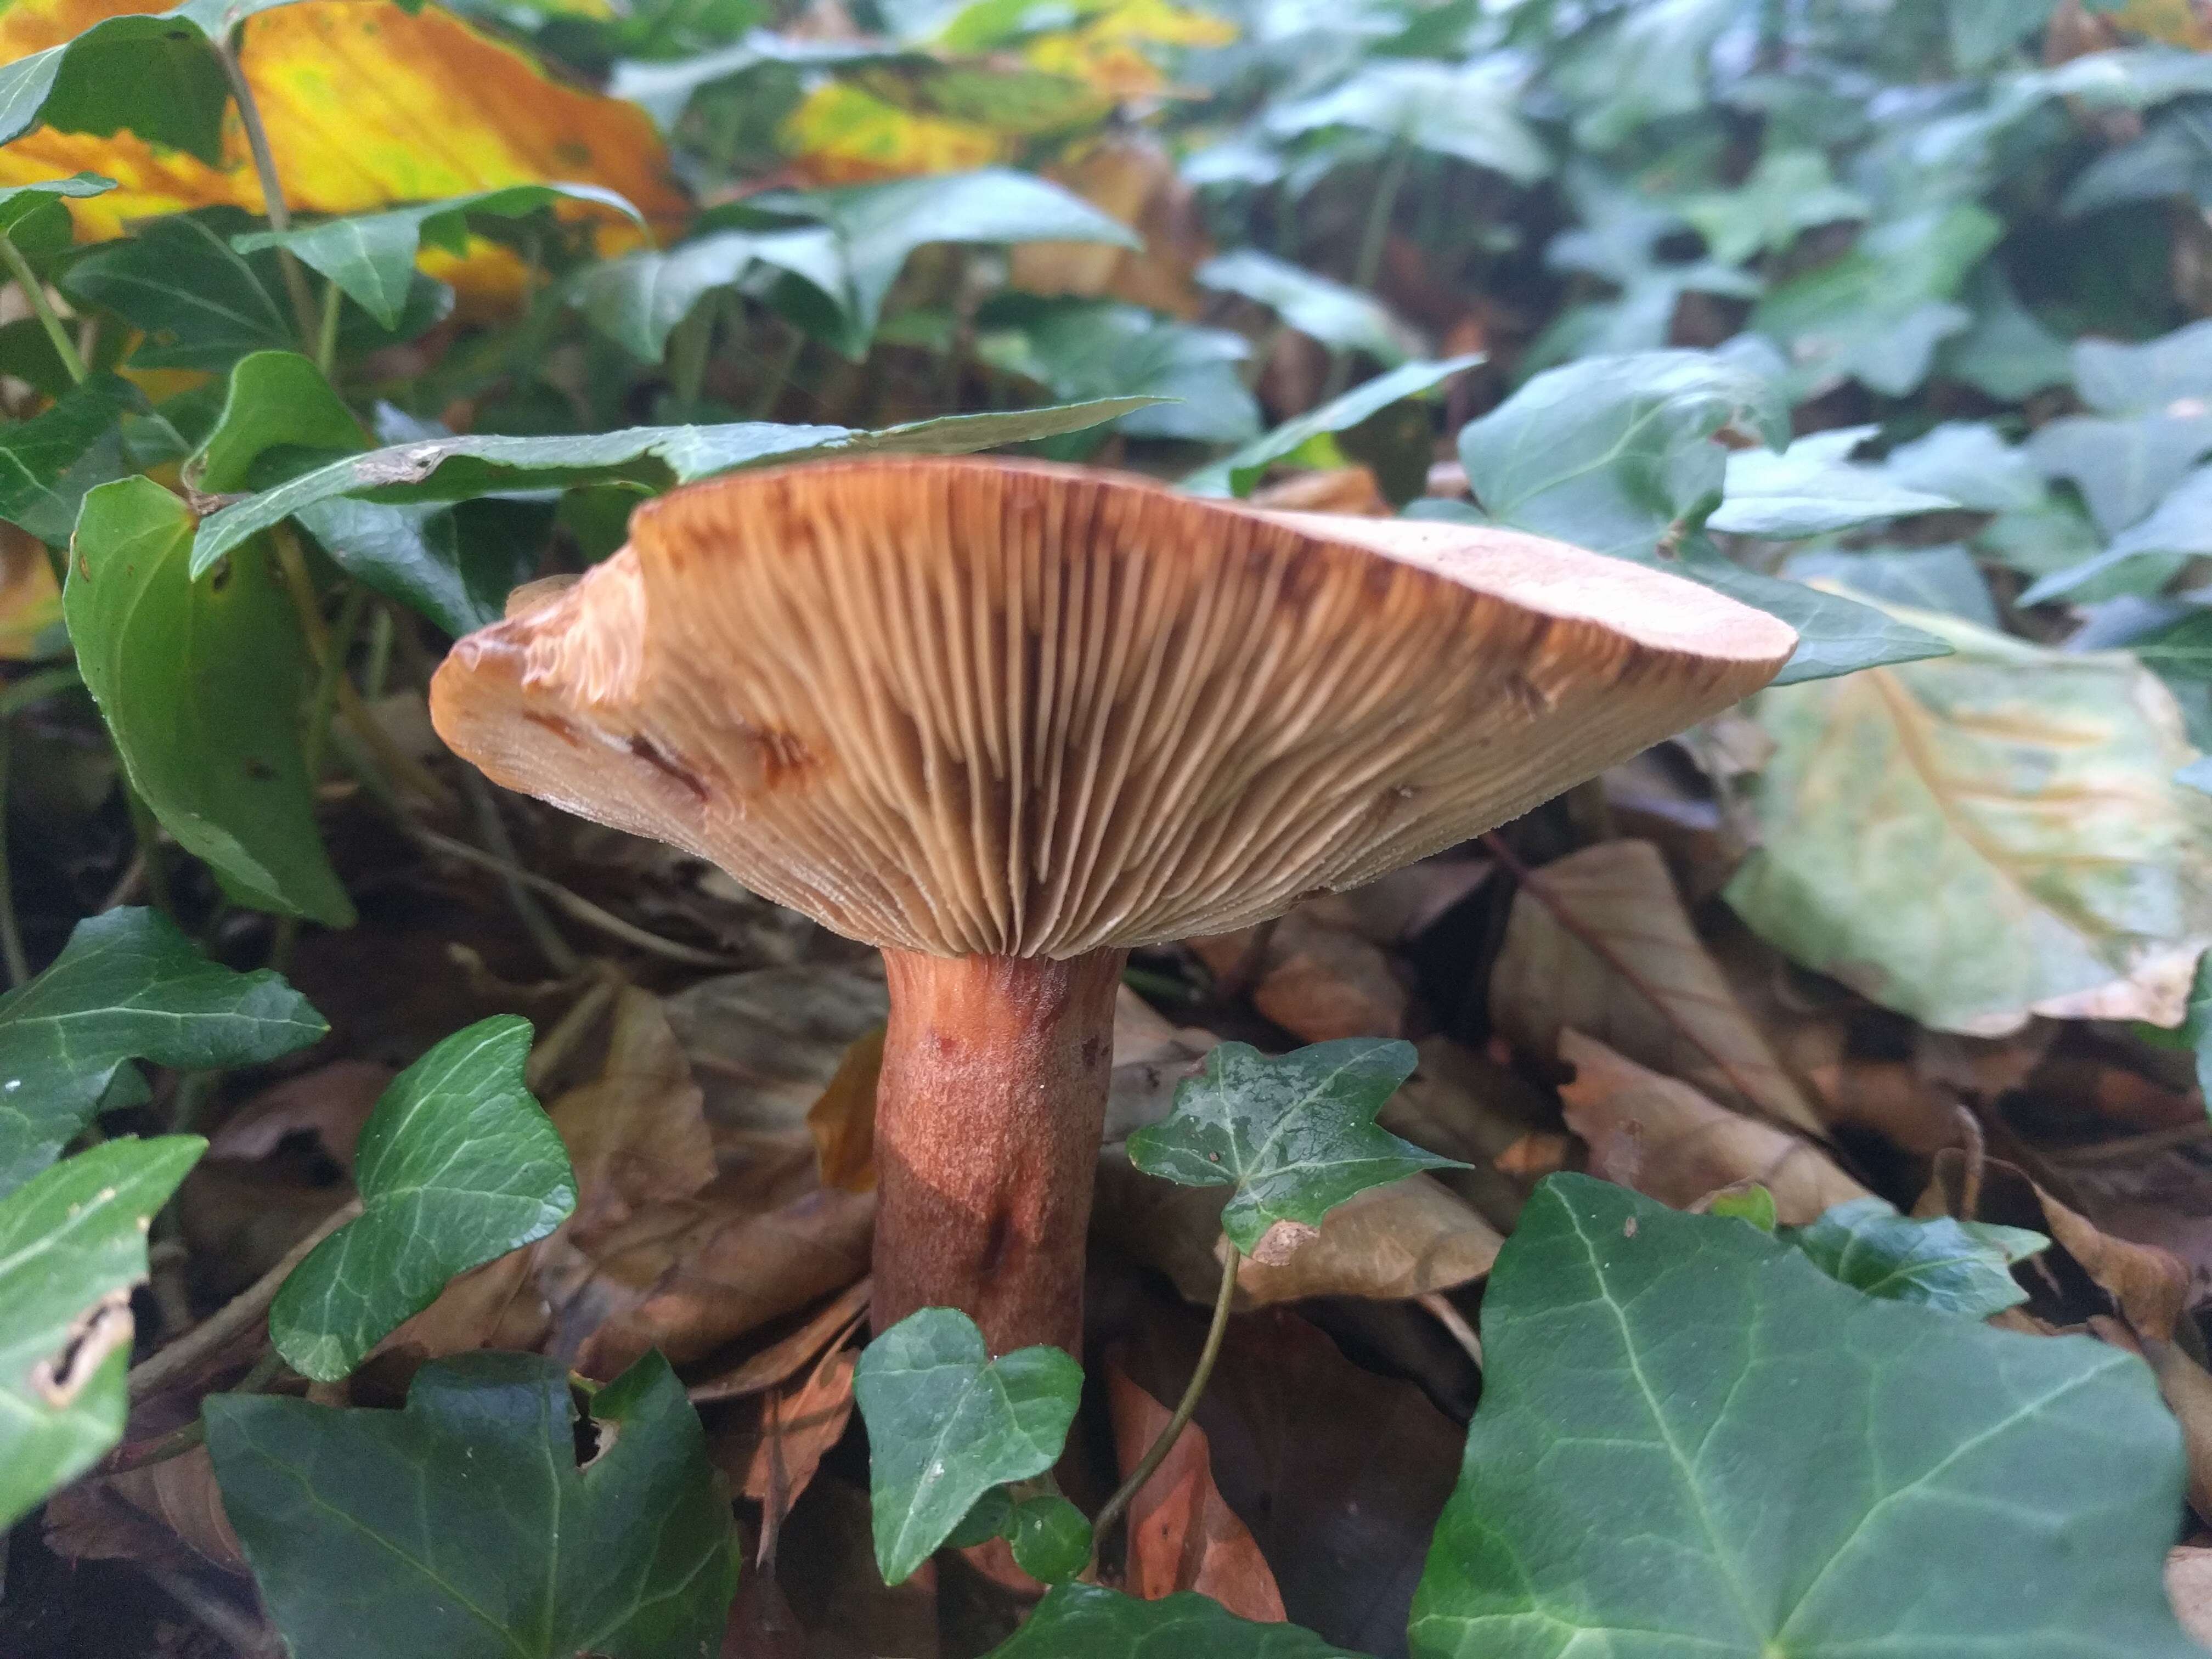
[430,457,1794,958]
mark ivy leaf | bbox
[1675,148,1869,266]
[189,398,1160,572]
[2073,316,2212,415]
[188,350,366,494]
[269,1017,573,1381]
[1786,1197,2046,1318]
[0,372,143,545]
[1782,545,2000,629]
[1268,58,1550,181]
[1709,426,1957,538]
[206,1350,737,1659]
[1006,1494,1092,1584]
[1726,604,2212,1033]
[988,1583,1360,1657]
[65,478,356,928]
[0,173,118,257]
[852,1307,1082,1586]
[2022,464,2212,603]
[1408,1174,2200,1659]
[1668,547,1955,686]
[1197,249,1415,363]
[974,297,1259,444]
[2026,414,2212,538]
[1877,420,2045,514]
[0,1135,205,1530]
[234,184,643,330]
[63,212,296,371]
[568,224,843,360]
[1126,1039,1459,1259]
[1183,355,1479,497]
[747,169,1137,354]
[0,906,325,1197]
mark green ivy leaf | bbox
[1668,545,1956,686]
[1006,1494,1092,1584]
[2023,464,2212,604]
[0,1135,205,1530]
[0,371,143,545]
[269,1016,573,1381]
[236,185,645,331]
[1786,1196,2046,1317]
[748,169,1137,354]
[568,223,843,360]
[0,173,117,257]
[1183,355,1479,497]
[1675,148,1869,266]
[189,398,1160,572]
[988,1583,1360,1657]
[1783,545,2000,630]
[1267,58,1550,181]
[63,212,296,371]
[852,1307,1082,1586]
[188,349,366,494]
[65,478,355,928]
[1197,249,1414,363]
[1409,1174,2199,1659]
[1709,426,1958,538]
[207,1350,737,1658]
[974,297,1259,445]
[1126,1039,1459,1258]
[0,906,324,1196]
[2025,414,2212,539]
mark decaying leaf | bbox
[1107,1363,1285,1620]
[2038,1182,2191,1341]
[1729,605,2212,1036]
[808,1025,883,1193]
[1494,839,1824,1134]
[731,1344,859,1509]
[1558,1030,1870,1223]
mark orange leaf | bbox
[806,1025,884,1194]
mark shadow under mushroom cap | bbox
[428,456,1796,958]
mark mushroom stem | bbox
[873,946,1128,1357]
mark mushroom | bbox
[428,457,1795,1356]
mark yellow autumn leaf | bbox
[1019,0,1234,99]
[2100,0,2212,48]
[0,528,63,661]
[780,81,1008,184]
[0,0,685,259]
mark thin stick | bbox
[1418,1290,1482,1368]
[1480,832,1781,1124]
[127,1198,362,1402]
[0,234,86,385]
[0,664,81,716]
[314,275,343,378]
[456,771,581,977]
[1089,1237,1239,1567]
[412,822,738,969]
[143,1560,276,1657]
[215,31,319,347]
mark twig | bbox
[314,276,342,379]
[524,968,621,1093]
[1089,1235,1239,1570]
[413,821,740,969]
[1480,832,1783,1124]
[0,232,86,385]
[1951,1101,1986,1220]
[127,1198,362,1402]
[143,1560,277,1657]
[455,771,581,977]
[215,30,319,347]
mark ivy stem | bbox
[314,276,343,379]
[0,233,86,385]
[1088,1234,1239,1570]
[215,29,320,348]
[1322,140,1413,400]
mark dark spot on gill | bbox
[524,710,584,747]
[627,734,709,801]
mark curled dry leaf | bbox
[1106,1363,1286,1621]
[44,1444,244,1575]
[2037,1183,2191,1342]
[727,1345,860,1509]
[776,1475,941,1659]
[1378,1035,1558,1232]
[1492,839,1824,1135]
[1558,1030,1869,1224]
[1094,1161,1498,1308]
[808,1026,884,1194]
[1249,467,1392,517]
[664,964,890,1139]
[691,1277,872,1404]
[206,1061,394,1176]
[1190,907,1409,1043]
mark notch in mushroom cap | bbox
[430,456,1795,1355]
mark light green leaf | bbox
[188,350,365,494]
[1949,0,2060,69]
[1676,148,1869,264]
[1267,59,1550,180]
[0,372,142,544]
[0,906,323,1197]
[2023,464,2212,603]
[66,478,355,927]
[1672,551,1955,686]
[852,1307,1081,1586]
[270,1017,573,1381]
[0,173,117,256]
[1548,0,1739,150]
[1707,1184,1776,1231]
[1409,1175,2199,1659]
[1125,1039,1458,1258]
[1197,248,1416,363]
[1878,421,2044,514]
[1940,271,2074,402]
[1457,348,1789,560]
[207,1350,737,1659]
[63,213,295,371]
[1787,1196,2046,1318]
[608,31,912,129]
[2027,413,2212,538]
[1183,356,1479,498]
[749,169,1136,354]
[235,185,643,330]
[989,1584,1359,1657]
[189,398,1159,572]
[1782,545,2000,629]
[569,225,842,360]
[2037,47,2212,114]
[0,1135,205,1530]
[1726,603,2212,1033]
[1751,205,2002,398]
[1710,426,1957,538]
[974,298,1257,444]
[2073,317,2212,415]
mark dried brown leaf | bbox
[731,1346,859,1508]
[808,1027,884,1193]
[1559,1030,1869,1223]
[2036,1183,2190,1341]
[690,1277,872,1404]
[207,1061,393,1176]
[1494,839,1824,1133]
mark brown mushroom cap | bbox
[429,457,1794,957]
